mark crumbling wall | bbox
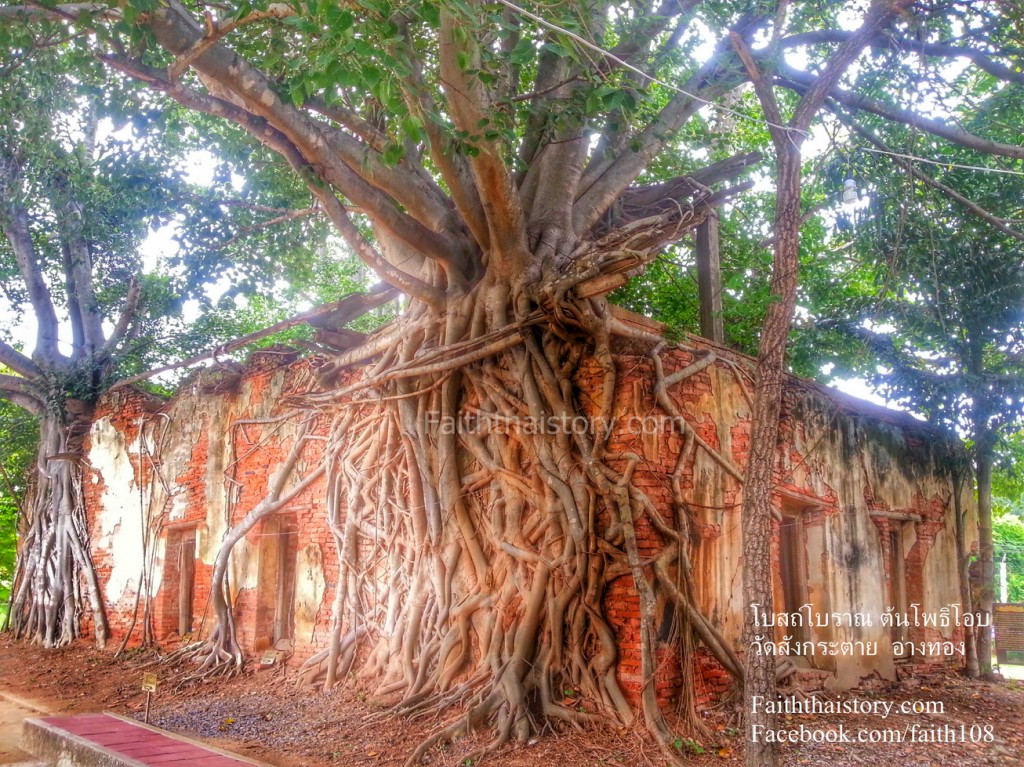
[84,337,975,705]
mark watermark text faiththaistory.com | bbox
[421,412,686,436]
[749,695,995,745]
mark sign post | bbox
[141,673,159,724]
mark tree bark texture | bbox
[952,465,980,678]
[732,4,913,764]
[975,430,995,678]
[9,409,109,648]
[739,144,804,767]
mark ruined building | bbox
[82,308,975,706]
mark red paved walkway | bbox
[32,712,264,766]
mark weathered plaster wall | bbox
[87,415,152,608]
[581,337,974,699]
[83,336,976,707]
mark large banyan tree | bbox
[5,0,1024,761]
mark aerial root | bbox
[183,286,745,765]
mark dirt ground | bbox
[0,637,1020,766]
[0,689,48,764]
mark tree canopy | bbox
[2,1,1020,363]
[0,29,361,386]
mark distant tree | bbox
[823,122,1024,676]
[0,29,341,647]
[993,517,1024,604]
[993,433,1024,520]
[992,434,1024,604]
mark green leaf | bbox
[612,90,637,112]
[233,1,253,23]
[357,0,390,15]
[326,6,354,32]
[418,3,440,26]
[361,64,382,86]
[381,143,404,167]
[401,114,425,142]
[540,41,570,58]
[509,38,535,65]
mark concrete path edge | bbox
[21,717,148,767]
[21,713,274,767]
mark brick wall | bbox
[83,335,973,709]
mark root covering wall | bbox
[83,332,975,704]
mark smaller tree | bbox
[992,433,1024,604]
[825,137,1024,677]
[0,29,341,647]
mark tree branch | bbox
[100,55,441,301]
[0,339,41,380]
[101,53,311,177]
[602,0,701,75]
[391,18,489,257]
[573,50,740,235]
[836,109,1024,243]
[166,3,295,82]
[0,374,45,415]
[780,30,1024,87]
[583,0,699,178]
[305,97,389,153]
[149,2,470,272]
[515,37,571,180]
[213,206,321,251]
[0,3,116,21]
[60,237,87,356]
[313,190,444,306]
[730,34,786,148]
[111,285,399,390]
[438,6,527,271]
[521,6,607,236]
[53,188,105,355]
[97,277,141,363]
[599,152,761,231]
[0,152,62,362]
[777,62,1024,160]
[790,1,912,133]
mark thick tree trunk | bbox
[975,429,995,678]
[9,409,108,648]
[741,145,803,767]
[56,3,911,762]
